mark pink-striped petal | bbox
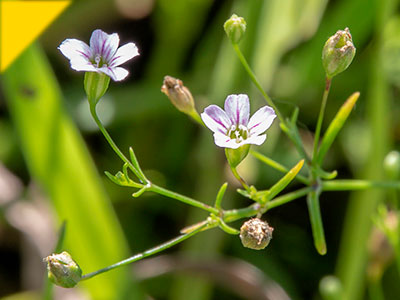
[201,105,232,134]
[246,134,267,146]
[98,66,129,81]
[248,106,276,135]
[213,132,242,149]
[213,132,267,148]
[90,29,119,62]
[224,94,250,126]
[58,39,92,62]
[70,61,97,72]
[110,43,139,67]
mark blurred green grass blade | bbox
[1,44,139,299]
[42,221,67,300]
[335,0,396,298]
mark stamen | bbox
[94,54,102,67]
[228,125,250,143]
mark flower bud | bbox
[240,218,273,250]
[84,72,110,107]
[225,144,250,168]
[322,28,356,79]
[45,251,82,288]
[161,76,195,114]
[383,150,400,180]
[223,14,246,44]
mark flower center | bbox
[93,54,108,68]
[228,124,249,143]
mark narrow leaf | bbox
[265,159,305,202]
[129,147,147,183]
[214,182,228,209]
[316,92,360,165]
[307,190,327,255]
[218,219,240,235]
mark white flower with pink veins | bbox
[59,29,139,81]
[201,94,276,149]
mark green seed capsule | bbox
[322,28,356,79]
[45,251,82,288]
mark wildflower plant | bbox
[46,15,400,289]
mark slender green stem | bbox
[81,222,209,281]
[80,186,312,281]
[223,187,312,222]
[266,187,312,210]
[149,183,219,215]
[322,180,400,191]
[218,218,240,235]
[312,78,332,164]
[230,165,250,191]
[223,203,259,222]
[188,110,206,128]
[232,43,283,122]
[90,105,147,184]
[250,150,310,185]
[90,105,216,214]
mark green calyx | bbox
[84,72,110,107]
[225,144,250,168]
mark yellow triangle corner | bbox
[0,0,71,72]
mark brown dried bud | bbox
[240,218,273,250]
[161,76,195,114]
